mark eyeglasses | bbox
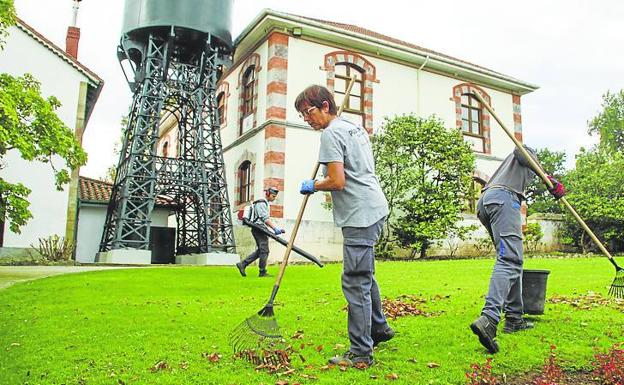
[298,106,317,119]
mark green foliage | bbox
[446,224,478,258]
[526,148,566,215]
[0,73,87,233]
[373,115,475,259]
[0,0,16,48]
[472,236,494,258]
[559,148,624,252]
[524,222,544,254]
[588,90,624,154]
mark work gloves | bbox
[546,175,565,199]
[300,179,316,195]
[273,227,285,236]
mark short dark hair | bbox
[294,85,337,115]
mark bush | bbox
[592,343,624,385]
[30,235,74,262]
[472,237,494,258]
[524,223,544,254]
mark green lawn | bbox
[0,257,622,385]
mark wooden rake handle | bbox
[267,75,357,304]
[470,91,618,267]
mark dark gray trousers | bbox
[241,227,269,274]
[477,187,525,323]
[341,217,389,357]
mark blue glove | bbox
[300,179,316,195]
[273,227,285,236]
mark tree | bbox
[525,148,566,215]
[0,5,88,234]
[373,115,475,258]
[588,90,624,154]
[559,148,624,253]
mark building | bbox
[157,9,539,262]
[0,17,103,253]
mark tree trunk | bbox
[419,241,428,259]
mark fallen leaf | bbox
[427,362,440,368]
[333,343,345,351]
[315,345,323,352]
[150,361,169,373]
[339,366,347,372]
[275,380,288,385]
[386,373,399,380]
[179,361,189,370]
[291,330,304,339]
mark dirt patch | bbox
[506,370,597,385]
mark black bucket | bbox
[522,269,550,315]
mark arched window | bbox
[216,92,225,127]
[240,66,255,134]
[453,84,492,154]
[238,160,252,204]
[334,63,364,126]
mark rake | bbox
[229,76,358,359]
[470,91,624,298]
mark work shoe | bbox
[235,262,246,277]
[470,315,499,354]
[503,317,534,333]
[258,272,273,277]
[372,326,395,347]
[328,351,373,368]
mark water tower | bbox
[99,0,237,263]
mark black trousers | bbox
[241,227,269,274]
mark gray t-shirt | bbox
[483,146,540,200]
[318,117,389,228]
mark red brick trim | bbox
[265,124,286,139]
[237,53,261,136]
[452,83,492,154]
[512,95,523,143]
[216,81,230,129]
[323,50,377,134]
[270,205,283,218]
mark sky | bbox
[12,0,624,178]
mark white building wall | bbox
[0,26,88,248]
[75,204,171,263]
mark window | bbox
[240,66,255,134]
[334,64,364,126]
[238,161,252,203]
[460,93,485,152]
[162,141,169,158]
[216,92,225,127]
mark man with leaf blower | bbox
[236,187,285,277]
[296,85,394,367]
[470,146,565,354]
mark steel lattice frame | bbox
[100,34,235,254]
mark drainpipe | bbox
[416,55,430,116]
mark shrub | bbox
[473,236,494,258]
[592,343,624,385]
[524,222,544,254]
[30,235,74,262]
[465,358,499,385]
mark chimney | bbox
[65,0,81,59]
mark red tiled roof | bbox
[15,17,103,85]
[79,176,176,207]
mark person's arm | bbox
[513,146,541,174]
[312,162,345,192]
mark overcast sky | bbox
[13,0,624,178]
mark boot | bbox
[503,317,534,333]
[372,326,395,347]
[470,315,499,354]
[328,351,373,368]
[235,262,246,277]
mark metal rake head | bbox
[608,268,624,299]
[229,305,283,355]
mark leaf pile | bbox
[548,291,624,312]
[235,345,294,374]
[382,295,442,320]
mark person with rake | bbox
[470,146,565,354]
[296,85,394,368]
[236,187,285,277]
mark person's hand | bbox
[273,227,285,236]
[300,179,316,195]
[547,175,565,199]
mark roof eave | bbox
[235,10,538,95]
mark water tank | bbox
[122,0,233,50]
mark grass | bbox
[0,257,622,385]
